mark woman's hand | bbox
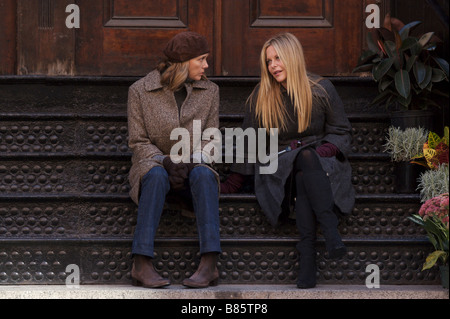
[316,143,340,158]
[220,173,245,194]
[163,157,189,189]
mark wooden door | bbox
[15,0,215,76]
[220,0,365,76]
[76,0,215,76]
[8,0,385,76]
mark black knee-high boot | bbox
[301,170,346,260]
[295,198,318,288]
[295,172,317,289]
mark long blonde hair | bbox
[157,60,190,91]
[250,33,320,133]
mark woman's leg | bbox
[132,167,170,257]
[293,148,346,288]
[294,148,346,259]
[295,170,318,288]
[131,167,171,288]
[182,166,221,288]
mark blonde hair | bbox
[249,33,322,133]
[157,60,190,91]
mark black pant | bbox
[294,147,342,254]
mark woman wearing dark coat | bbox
[221,33,355,289]
[128,32,221,288]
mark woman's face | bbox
[266,45,287,87]
[188,54,209,81]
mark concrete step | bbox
[0,284,447,300]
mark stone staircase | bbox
[0,76,443,290]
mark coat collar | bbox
[143,69,209,92]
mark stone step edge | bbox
[0,284,447,300]
[0,237,430,245]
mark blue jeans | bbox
[132,166,221,258]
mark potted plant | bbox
[411,126,449,170]
[417,164,449,202]
[354,14,449,130]
[411,126,449,201]
[384,126,429,193]
[409,193,449,289]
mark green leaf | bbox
[432,68,447,83]
[432,57,449,79]
[367,32,382,55]
[399,21,422,40]
[384,41,397,58]
[406,55,418,72]
[379,78,393,91]
[395,70,411,98]
[408,215,425,226]
[401,37,418,52]
[413,62,426,85]
[422,251,446,271]
[356,50,378,66]
[410,41,423,56]
[396,94,412,108]
[419,32,435,47]
[428,131,441,148]
[373,57,395,81]
[418,65,433,89]
[353,64,374,73]
[395,31,403,51]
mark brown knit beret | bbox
[163,32,210,63]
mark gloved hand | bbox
[185,162,199,174]
[290,140,302,150]
[316,143,340,157]
[163,157,189,189]
[220,173,245,194]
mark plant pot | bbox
[390,110,435,131]
[440,265,449,289]
[394,161,424,193]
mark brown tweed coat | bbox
[127,70,220,205]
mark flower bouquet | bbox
[409,193,449,288]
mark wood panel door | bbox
[77,0,215,76]
[220,0,365,76]
[11,0,382,76]
[16,0,215,76]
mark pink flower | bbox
[419,193,449,229]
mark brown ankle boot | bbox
[131,254,170,288]
[182,252,219,288]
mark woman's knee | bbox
[295,147,322,172]
[142,166,169,185]
[189,166,217,184]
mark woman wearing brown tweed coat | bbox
[127,32,221,288]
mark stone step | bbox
[1,76,438,288]
[0,238,440,285]
[0,284,447,300]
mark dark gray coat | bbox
[231,77,355,226]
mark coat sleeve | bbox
[127,85,164,161]
[319,79,353,158]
